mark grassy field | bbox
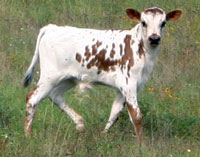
[0,0,200,156]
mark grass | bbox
[0,0,200,156]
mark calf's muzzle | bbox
[148,34,161,46]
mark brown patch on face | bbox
[144,8,164,14]
[85,46,91,61]
[110,43,115,58]
[76,53,82,63]
[127,104,143,142]
[26,87,37,103]
[138,40,145,58]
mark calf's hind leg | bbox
[25,83,52,136]
[49,81,85,133]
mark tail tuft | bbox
[23,68,34,87]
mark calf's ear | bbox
[126,8,141,22]
[166,10,182,21]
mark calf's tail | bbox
[23,27,46,87]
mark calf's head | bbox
[126,7,182,48]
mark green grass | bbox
[0,0,200,156]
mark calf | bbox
[23,7,182,142]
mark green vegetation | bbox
[0,0,199,156]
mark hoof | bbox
[100,130,108,137]
[24,131,32,137]
[76,124,85,133]
[24,127,32,137]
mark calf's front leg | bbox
[127,103,142,143]
[123,89,143,143]
[103,92,125,133]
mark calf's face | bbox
[126,7,182,48]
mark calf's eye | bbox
[161,21,166,28]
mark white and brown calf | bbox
[23,7,182,142]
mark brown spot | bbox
[84,46,91,61]
[119,34,134,77]
[110,43,115,58]
[87,58,96,69]
[82,59,85,67]
[112,43,115,48]
[127,104,142,143]
[110,66,116,72]
[76,53,82,63]
[110,49,115,58]
[120,44,123,56]
[144,8,164,14]
[131,40,135,45]
[120,55,128,65]
[91,41,102,56]
[97,50,118,72]
[97,49,107,61]
[136,27,140,38]
[26,87,37,103]
[87,49,118,72]
[138,40,145,58]
[126,77,128,84]
[96,41,102,47]
[84,40,136,73]
[92,44,97,56]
